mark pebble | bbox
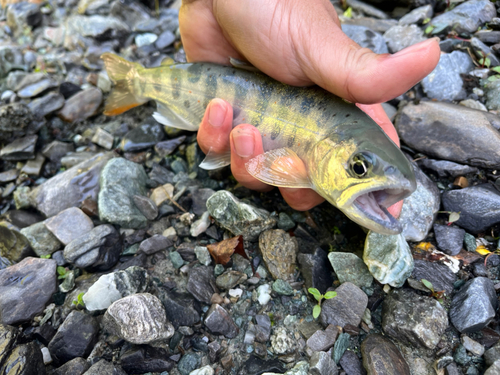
[461,336,485,356]
[0,134,37,161]
[339,350,366,375]
[18,78,58,99]
[44,207,94,245]
[383,25,426,53]
[0,102,33,143]
[272,279,294,296]
[409,259,457,296]
[120,122,164,152]
[82,359,127,375]
[103,293,174,344]
[306,325,339,352]
[364,232,414,287]
[133,195,158,221]
[187,266,217,304]
[257,284,271,305]
[6,2,42,33]
[20,221,62,257]
[459,98,488,112]
[204,304,239,338]
[342,17,397,33]
[259,229,297,281]
[471,37,500,67]
[135,33,157,47]
[178,353,201,375]
[320,282,368,328]
[449,277,497,333]
[485,79,500,111]
[429,0,496,34]
[328,252,373,288]
[155,135,186,158]
[28,92,65,117]
[341,24,388,54]
[190,211,211,237]
[139,234,172,254]
[245,355,285,375]
[398,5,433,25]
[332,332,350,364]
[41,140,74,162]
[51,357,90,375]
[1,341,46,374]
[0,257,56,325]
[190,365,214,375]
[310,351,338,375]
[194,246,212,266]
[158,289,201,328]
[418,159,478,178]
[155,30,176,49]
[485,360,500,375]
[216,270,247,290]
[297,248,334,294]
[361,334,410,375]
[270,326,296,355]
[91,127,114,150]
[21,153,45,176]
[433,224,465,256]
[120,346,174,374]
[59,87,103,122]
[150,183,175,206]
[485,342,500,366]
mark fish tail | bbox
[101,53,145,116]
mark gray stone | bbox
[82,359,126,375]
[485,360,500,375]
[204,304,239,338]
[429,0,496,35]
[178,353,201,375]
[17,78,58,99]
[474,30,500,44]
[277,212,295,231]
[157,289,200,329]
[328,252,373,288]
[396,101,500,169]
[0,341,46,375]
[341,17,398,33]
[421,51,474,101]
[133,195,158,221]
[310,351,338,375]
[450,277,497,333]
[341,24,388,54]
[59,87,103,123]
[170,251,184,268]
[306,325,339,352]
[29,92,65,117]
[48,357,90,375]
[103,293,174,344]
[135,33,157,47]
[194,246,212,266]
[139,235,172,255]
[120,122,164,152]
[0,135,37,161]
[216,270,247,290]
[364,232,414,287]
[64,224,121,270]
[459,98,488,112]
[418,159,478,178]
[41,141,74,162]
[91,128,114,150]
[155,30,176,49]
[21,153,45,176]
[187,266,218,304]
[433,224,465,256]
[485,342,500,367]
[320,282,367,328]
[206,190,276,241]
[409,259,457,296]
[298,248,334,295]
[0,257,56,325]
[259,229,297,281]
[20,222,62,257]
[6,2,42,33]
[44,207,94,245]
[272,279,294,295]
[383,25,426,53]
[98,158,148,229]
[30,152,114,217]
[443,184,500,233]
[0,226,33,265]
[399,5,433,25]
[339,350,366,375]
[346,0,388,19]
[155,136,186,158]
[382,289,448,349]
[361,334,410,375]
[485,79,500,111]
[66,15,129,38]
[462,336,484,356]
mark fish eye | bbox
[350,153,372,178]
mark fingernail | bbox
[390,37,440,59]
[232,128,255,158]
[208,99,227,128]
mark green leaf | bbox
[487,75,500,82]
[492,66,500,73]
[56,266,67,276]
[448,212,460,223]
[343,7,353,18]
[424,25,435,34]
[422,17,431,24]
[324,291,337,300]
[421,279,434,292]
[308,288,322,302]
[40,254,51,259]
[313,305,321,319]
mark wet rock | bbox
[133,195,158,221]
[433,224,465,256]
[158,289,200,328]
[364,232,413,287]
[216,270,247,290]
[20,222,61,257]
[442,184,500,233]
[320,282,368,328]
[155,135,186,158]
[397,101,500,169]
[206,190,276,241]
[155,30,176,49]
[485,361,500,375]
[399,4,433,25]
[50,357,90,375]
[120,122,164,152]
[421,51,474,101]
[429,0,496,35]
[0,257,56,325]
[120,347,173,374]
[91,128,114,150]
[18,78,58,99]
[259,229,298,281]
[297,248,335,294]
[310,351,338,375]
[98,158,148,228]
[64,224,121,271]
[409,259,457,296]
[418,159,478,178]
[30,152,114,217]
[66,14,129,39]
[383,25,426,53]
[382,288,448,349]
[139,234,172,255]
[83,266,148,311]
[28,92,65,117]
[485,79,500,111]
[306,325,339,352]
[41,140,74,162]
[187,266,218,304]
[0,135,37,161]
[0,341,46,375]
[83,359,126,375]
[339,350,366,375]
[103,293,174,344]
[48,310,99,364]
[462,336,484,356]
[44,207,94,245]
[6,2,42,34]
[328,252,373,288]
[361,334,410,375]
[204,304,239,338]
[245,355,285,375]
[341,25,388,54]
[21,152,45,176]
[449,277,497,333]
[59,87,103,123]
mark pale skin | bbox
[179,0,441,213]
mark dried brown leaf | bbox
[207,235,245,265]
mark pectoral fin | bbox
[229,57,261,73]
[199,147,231,170]
[245,148,311,188]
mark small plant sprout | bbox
[421,279,445,303]
[308,288,337,319]
[57,266,70,280]
[72,292,85,308]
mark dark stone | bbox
[51,357,90,375]
[154,135,186,158]
[133,195,158,221]
[361,334,410,375]
[418,159,478,178]
[0,324,19,366]
[340,350,366,375]
[120,347,174,373]
[320,282,368,328]
[82,359,126,375]
[306,325,339,352]
[120,123,164,152]
[6,2,42,32]
[410,259,457,296]
[0,135,37,161]
[139,235,172,255]
[41,140,74,162]
[449,277,498,333]
[191,188,216,216]
[177,352,200,375]
[244,355,285,375]
[0,103,34,143]
[4,210,44,229]
[59,82,82,99]
[297,248,334,294]
[0,257,56,325]
[48,311,99,364]
[24,324,56,346]
[254,315,271,343]
[0,225,34,262]
[474,30,500,44]
[472,262,488,277]
[187,266,218,304]
[471,37,500,66]
[429,0,496,34]
[433,224,465,256]
[442,184,500,233]
[204,304,239,338]
[0,341,46,375]
[59,87,102,123]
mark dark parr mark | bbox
[184,100,190,109]
[270,127,280,140]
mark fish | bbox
[101,52,416,235]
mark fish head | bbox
[310,122,416,235]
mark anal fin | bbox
[199,147,231,170]
[153,102,199,131]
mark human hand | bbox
[180,0,440,213]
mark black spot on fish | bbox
[184,100,190,109]
[346,114,350,118]
[207,67,211,71]
[270,127,280,140]
[287,134,295,148]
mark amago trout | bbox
[101,53,416,235]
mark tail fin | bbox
[101,53,146,116]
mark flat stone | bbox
[66,14,129,38]
[433,224,465,256]
[0,257,56,325]
[341,24,388,54]
[409,259,457,296]
[244,355,285,375]
[50,357,90,375]
[139,234,172,255]
[133,195,158,221]
[429,0,496,34]
[320,282,368,328]
[44,207,94,245]
[462,336,485,356]
[0,169,18,183]
[306,325,339,352]
[157,289,200,329]
[474,30,500,44]
[91,127,114,150]
[216,270,247,290]
[328,252,373,288]
[120,122,164,152]
[297,248,334,294]
[120,347,173,374]
[364,232,414,287]
[59,87,102,122]
[450,277,497,333]
[310,351,338,375]
[20,222,61,257]
[0,341,46,375]
[28,92,65,118]
[204,304,239,338]
[485,78,500,111]
[82,359,126,375]
[339,350,366,375]
[341,17,397,33]
[259,229,297,281]
[383,25,426,53]
[154,135,186,158]
[18,78,58,98]
[361,334,410,375]
[418,159,478,178]
[399,4,433,25]
[103,293,174,344]
[187,266,218,304]
[0,135,37,161]
[21,153,45,176]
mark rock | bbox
[155,30,176,49]
[382,288,448,349]
[98,158,149,229]
[120,347,173,374]
[41,140,74,162]
[398,4,433,25]
[363,232,414,287]
[20,222,61,257]
[155,135,186,158]
[83,266,148,311]
[6,2,42,33]
[21,153,45,176]
[383,25,426,53]
[91,128,114,150]
[0,48,25,82]
[150,183,174,206]
[333,333,350,364]
[485,360,500,375]
[341,25,388,54]
[429,0,496,35]
[187,266,218,304]
[396,102,500,169]
[270,326,295,355]
[341,17,398,33]
[64,224,121,271]
[120,122,164,152]
[44,207,94,245]
[346,0,388,19]
[133,195,158,221]
[418,159,478,178]
[216,270,247,290]
[0,135,37,161]
[50,357,90,375]
[433,224,465,256]
[0,341,46,375]
[485,79,500,111]
[135,33,157,47]
[409,259,457,296]
[48,310,99,364]
[474,30,500,44]
[0,225,34,261]
[244,355,285,375]
[82,359,126,375]
[310,351,338,375]
[485,342,500,366]
[17,78,58,99]
[259,229,297,281]
[449,277,497,333]
[421,51,474,101]
[399,160,440,242]
[462,336,484,356]
[190,211,211,237]
[0,169,18,183]
[459,98,488,112]
[139,235,172,255]
[194,246,212,266]
[297,248,334,294]
[189,365,214,375]
[339,350,366,375]
[157,289,201,328]
[320,282,368,328]
[66,14,129,39]
[30,152,114,217]
[272,279,294,296]
[442,184,500,233]
[328,252,373,288]
[29,92,65,118]
[0,257,56,325]
[471,37,500,67]
[206,190,276,241]
[59,87,102,122]
[103,293,174,344]
[178,353,201,375]
[306,325,339,352]
[361,334,410,375]
[204,304,239,338]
